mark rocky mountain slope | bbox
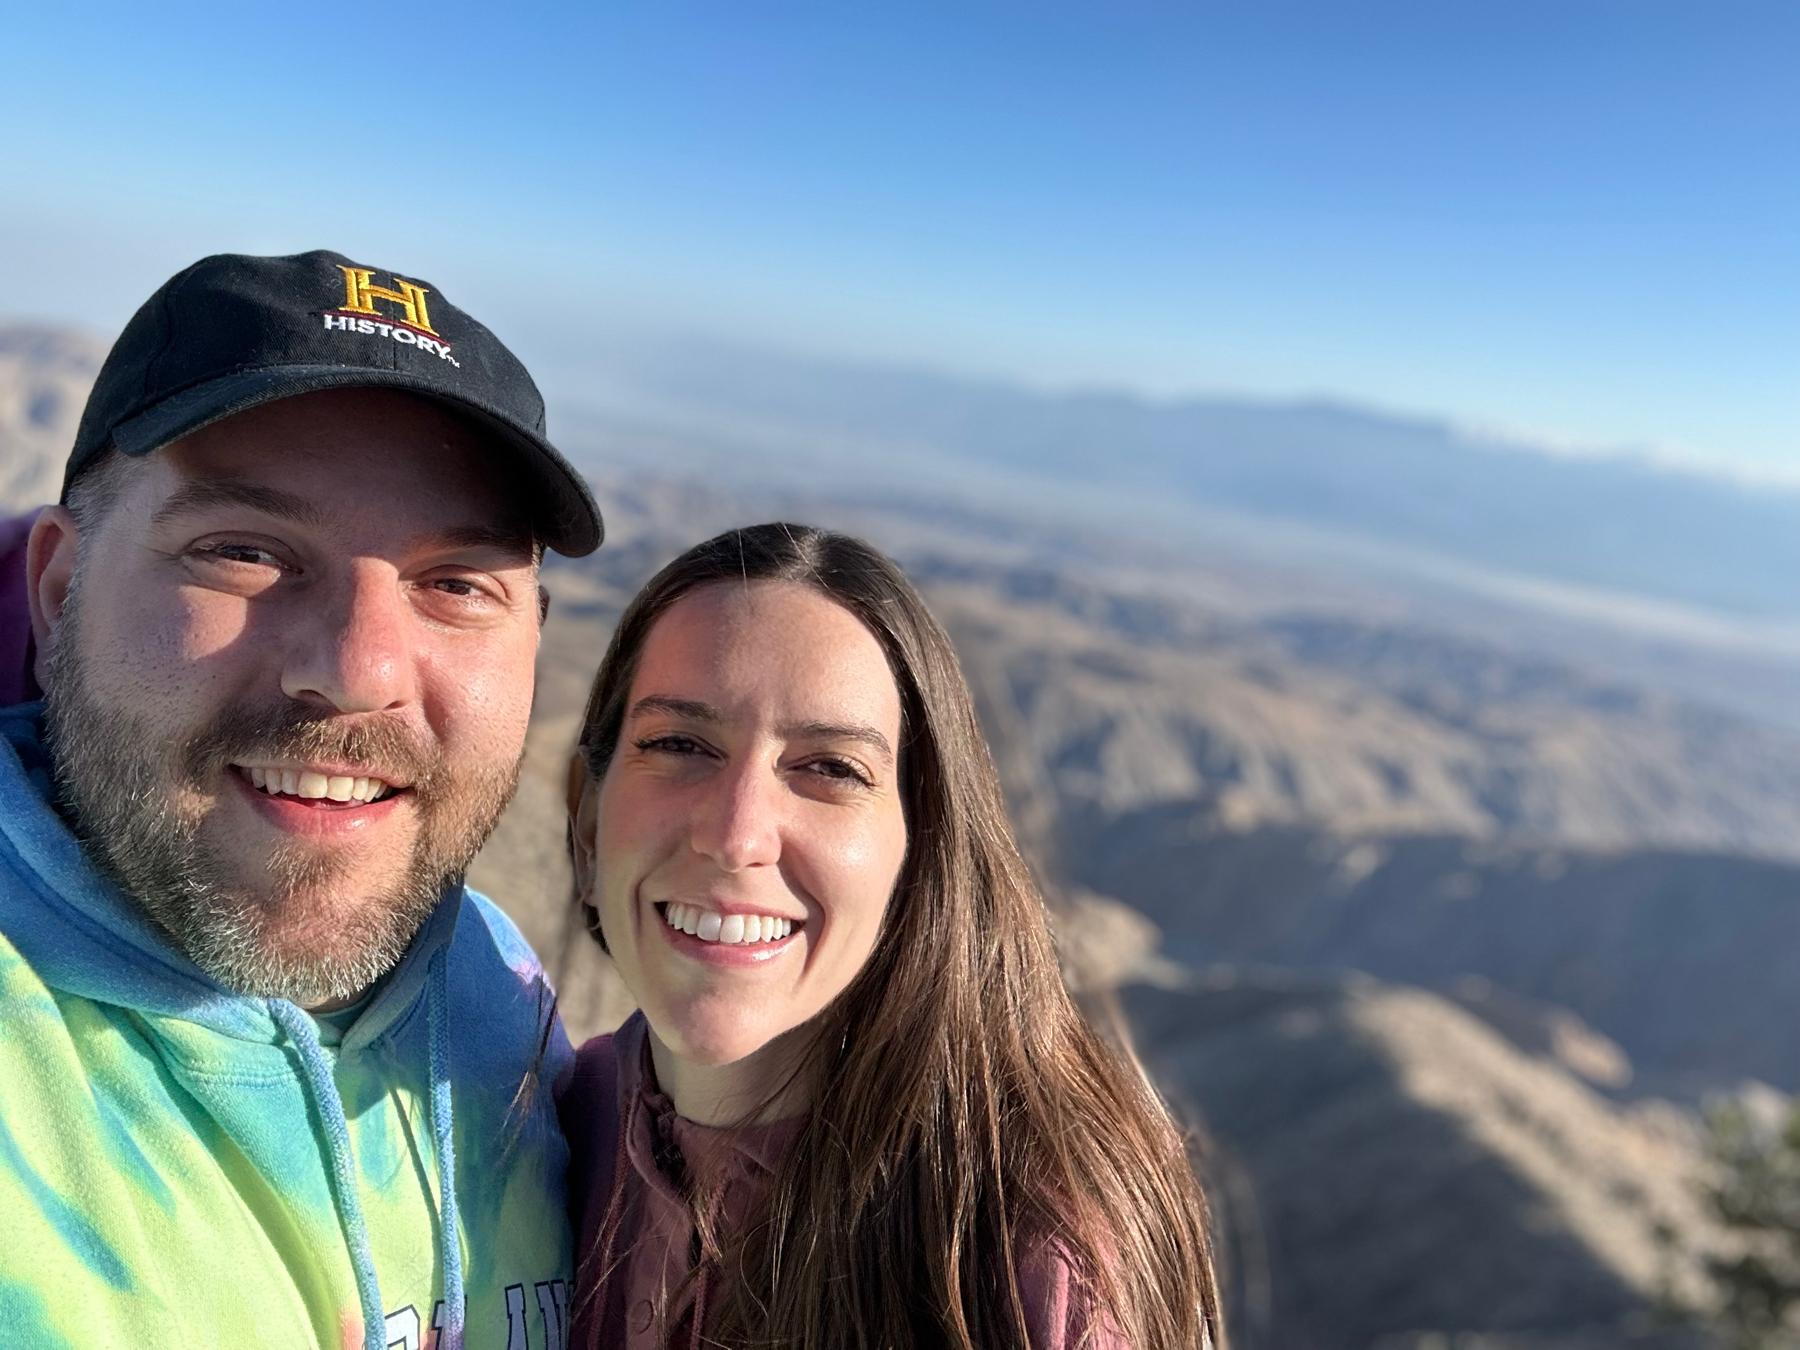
[927,554,1800,861]
[1125,969,1719,1349]
[0,326,106,508]
[1065,819,1800,1100]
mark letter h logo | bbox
[337,266,439,336]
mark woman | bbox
[559,522,1222,1349]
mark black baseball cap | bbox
[63,249,603,556]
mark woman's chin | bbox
[649,1001,790,1071]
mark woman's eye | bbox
[806,756,874,788]
[635,734,707,757]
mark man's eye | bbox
[423,574,505,605]
[199,543,282,568]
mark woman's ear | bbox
[566,750,599,901]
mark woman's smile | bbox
[652,900,806,967]
[657,901,801,945]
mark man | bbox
[0,250,604,1350]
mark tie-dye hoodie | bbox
[0,702,574,1350]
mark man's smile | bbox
[225,763,413,834]
[231,760,407,804]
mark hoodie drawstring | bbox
[270,957,466,1350]
[427,947,466,1350]
[269,1000,386,1350]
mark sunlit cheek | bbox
[816,825,907,911]
[595,792,680,924]
[420,646,537,759]
[81,585,245,711]
[442,658,533,722]
[170,591,255,663]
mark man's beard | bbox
[41,589,523,1007]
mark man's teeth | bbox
[242,765,391,803]
[662,902,794,945]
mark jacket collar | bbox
[612,1011,801,1206]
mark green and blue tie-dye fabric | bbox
[0,704,575,1349]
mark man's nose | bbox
[280,565,416,714]
[689,759,783,873]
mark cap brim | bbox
[110,365,604,556]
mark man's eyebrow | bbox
[150,480,329,531]
[150,483,536,562]
[429,524,538,563]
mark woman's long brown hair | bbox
[574,523,1223,1349]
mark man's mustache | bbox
[176,703,440,795]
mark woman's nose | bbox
[688,760,782,872]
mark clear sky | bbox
[2,1,1794,477]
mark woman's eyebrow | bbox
[783,720,894,764]
[625,698,894,763]
[626,695,720,723]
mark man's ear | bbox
[565,750,599,900]
[26,506,79,689]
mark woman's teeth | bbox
[662,902,794,945]
[241,765,393,804]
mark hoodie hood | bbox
[0,700,457,1050]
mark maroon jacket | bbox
[557,1012,1129,1350]
[0,511,41,706]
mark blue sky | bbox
[2,1,1795,477]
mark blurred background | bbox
[4,3,1799,1345]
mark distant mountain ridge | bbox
[560,331,1800,624]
